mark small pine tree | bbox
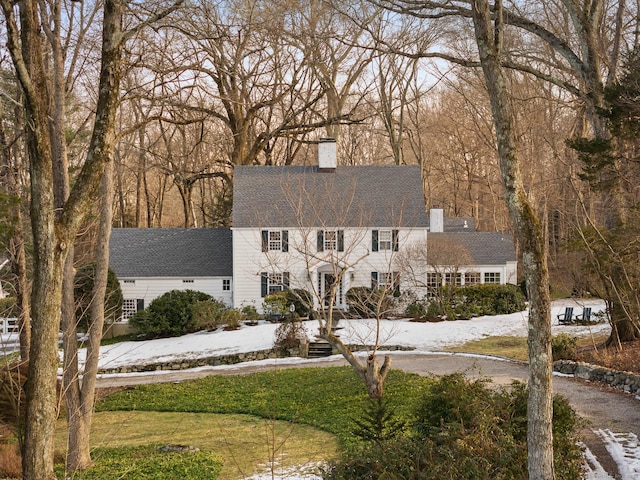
[351,397,405,444]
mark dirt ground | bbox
[576,338,640,374]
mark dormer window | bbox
[261,230,289,252]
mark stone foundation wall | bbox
[554,360,640,396]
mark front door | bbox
[320,273,343,308]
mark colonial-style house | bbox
[109,228,232,320]
[231,138,514,313]
[108,139,517,318]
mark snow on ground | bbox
[0,298,634,479]
[73,297,608,371]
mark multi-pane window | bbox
[223,279,231,291]
[317,230,344,252]
[268,231,282,250]
[445,273,462,286]
[261,272,290,297]
[426,272,442,290]
[182,279,194,284]
[372,229,399,252]
[484,272,501,284]
[269,273,283,294]
[122,298,143,320]
[379,230,392,250]
[261,230,288,252]
[372,271,400,292]
[324,230,337,250]
[465,272,481,285]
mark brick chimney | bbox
[317,137,336,172]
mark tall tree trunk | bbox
[65,162,114,470]
[0,0,126,476]
[471,1,554,478]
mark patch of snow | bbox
[51,298,607,371]
[581,442,615,479]
[593,429,640,480]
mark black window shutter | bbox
[392,230,399,251]
[283,272,290,287]
[371,271,378,289]
[261,272,267,297]
[261,230,268,252]
[136,299,145,312]
[372,230,379,252]
[393,272,400,293]
[317,230,324,252]
[338,230,344,251]
[282,230,288,252]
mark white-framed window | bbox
[379,230,392,250]
[261,230,288,252]
[317,230,344,252]
[372,271,400,292]
[122,298,143,320]
[465,272,481,285]
[223,279,231,291]
[445,273,462,286]
[182,279,194,284]
[484,272,501,284]
[261,271,290,297]
[268,274,283,294]
[426,272,442,290]
[324,230,337,250]
[372,229,399,252]
[123,280,135,284]
[269,231,281,250]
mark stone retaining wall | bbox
[98,344,415,375]
[554,360,640,396]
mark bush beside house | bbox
[129,289,213,338]
[406,284,526,321]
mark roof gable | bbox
[109,228,232,278]
[232,165,428,228]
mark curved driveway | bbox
[96,353,639,478]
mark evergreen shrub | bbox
[129,289,212,338]
[74,263,123,330]
[325,373,583,480]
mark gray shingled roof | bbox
[109,228,232,278]
[440,217,476,232]
[232,165,429,228]
[428,232,516,265]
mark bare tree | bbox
[244,163,426,399]
[398,235,475,315]
[470,1,554,477]
[0,0,183,476]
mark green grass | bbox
[96,367,431,443]
[48,367,434,479]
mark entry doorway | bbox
[320,272,344,309]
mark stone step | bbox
[307,341,333,358]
